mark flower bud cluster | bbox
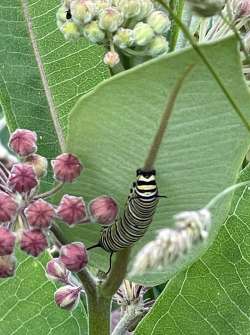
[56,0,170,67]
[46,242,88,311]
[130,208,211,275]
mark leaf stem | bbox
[156,0,250,132]
[143,65,194,171]
[33,182,64,200]
[169,0,185,51]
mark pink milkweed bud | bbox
[52,153,83,183]
[0,192,18,222]
[57,195,87,226]
[103,51,120,67]
[0,227,16,256]
[25,154,48,178]
[8,164,38,193]
[98,7,124,32]
[89,195,118,225]
[239,0,250,16]
[54,285,82,311]
[0,255,16,278]
[60,242,88,272]
[20,229,48,257]
[46,258,70,283]
[9,129,37,156]
[25,199,55,229]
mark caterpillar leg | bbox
[105,252,114,275]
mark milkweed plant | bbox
[1,0,250,334]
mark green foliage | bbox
[62,36,250,285]
[0,0,109,188]
[135,163,250,335]
[0,250,87,335]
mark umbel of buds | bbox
[57,0,170,67]
[186,0,226,17]
[130,208,211,275]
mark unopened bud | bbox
[134,22,154,46]
[117,0,141,19]
[89,195,118,225]
[57,195,87,226]
[56,6,68,24]
[25,154,48,178]
[25,199,55,229]
[0,192,18,223]
[147,10,170,34]
[98,7,124,32]
[147,35,169,57]
[20,229,48,257]
[0,228,16,256]
[187,0,225,17]
[0,255,16,278]
[239,0,250,16]
[54,285,81,311]
[8,164,38,193]
[95,0,112,13]
[60,242,88,272]
[103,51,120,67]
[60,21,81,41]
[52,153,83,183]
[9,129,37,157]
[83,21,106,43]
[136,0,153,20]
[46,258,70,283]
[71,0,95,24]
[113,28,134,49]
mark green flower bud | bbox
[71,0,96,25]
[117,0,141,19]
[95,0,112,13]
[134,22,154,46]
[187,0,225,17]
[113,28,134,49]
[147,35,169,57]
[147,10,170,34]
[60,21,81,40]
[136,0,153,20]
[56,6,68,24]
[98,7,124,32]
[83,20,106,43]
[103,51,120,67]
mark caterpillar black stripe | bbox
[98,168,159,253]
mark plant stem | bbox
[169,0,185,51]
[33,182,64,200]
[156,0,250,133]
[143,65,194,171]
[87,293,111,335]
[176,1,192,49]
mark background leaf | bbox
[62,37,250,285]
[0,0,109,189]
[0,250,87,335]
[135,163,250,335]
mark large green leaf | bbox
[0,0,109,188]
[0,250,87,335]
[63,36,250,285]
[135,163,250,335]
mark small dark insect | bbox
[66,9,72,20]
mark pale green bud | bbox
[83,20,106,43]
[147,10,170,34]
[113,28,134,49]
[98,7,124,32]
[117,0,141,19]
[136,0,153,20]
[94,0,112,13]
[134,22,154,46]
[71,0,96,25]
[187,0,225,17]
[60,21,81,40]
[56,6,68,24]
[103,51,120,67]
[147,35,169,57]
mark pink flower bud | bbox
[46,258,70,283]
[0,192,18,222]
[57,195,87,226]
[0,255,16,278]
[103,51,120,67]
[9,129,37,156]
[52,153,83,183]
[54,285,81,311]
[0,227,16,256]
[25,154,48,178]
[25,199,55,229]
[89,195,118,225]
[20,229,48,257]
[239,0,250,15]
[60,242,88,272]
[8,164,38,193]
